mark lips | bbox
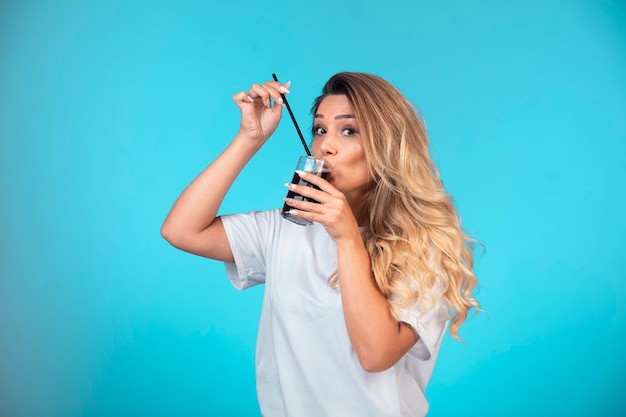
[321,161,333,181]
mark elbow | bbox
[355,349,395,373]
[161,220,181,248]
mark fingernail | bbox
[286,209,298,216]
[280,86,290,94]
[277,97,284,105]
[295,170,307,177]
[247,95,254,103]
[285,183,295,189]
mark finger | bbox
[294,170,340,196]
[247,83,271,107]
[261,80,289,105]
[285,182,329,205]
[284,208,328,225]
[232,91,255,105]
[263,80,291,95]
[248,83,284,108]
[283,196,327,214]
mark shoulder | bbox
[221,208,281,230]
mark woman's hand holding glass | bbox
[284,170,361,242]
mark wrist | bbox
[334,228,366,251]
[232,132,265,152]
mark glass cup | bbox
[281,155,330,226]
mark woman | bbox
[161,72,480,417]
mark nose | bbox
[317,134,337,156]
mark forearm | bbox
[336,233,418,372]
[161,134,262,243]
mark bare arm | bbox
[284,172,418,372]
[161,80,289,261]
[335,232,419,372]
[161,135,262,261]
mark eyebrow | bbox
[314,113,356,120]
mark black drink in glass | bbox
[281,155,330,226]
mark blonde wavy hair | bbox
[312,72,480,340]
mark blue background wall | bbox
[1,1,625,416]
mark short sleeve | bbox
[220,210,279,290]
[396,299,450,361]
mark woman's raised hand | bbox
[232,80,290,143]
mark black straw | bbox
[272,73,311,156]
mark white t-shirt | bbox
[221,209,449,417]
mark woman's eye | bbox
[313,126,326,135]
[341,128,357,136]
